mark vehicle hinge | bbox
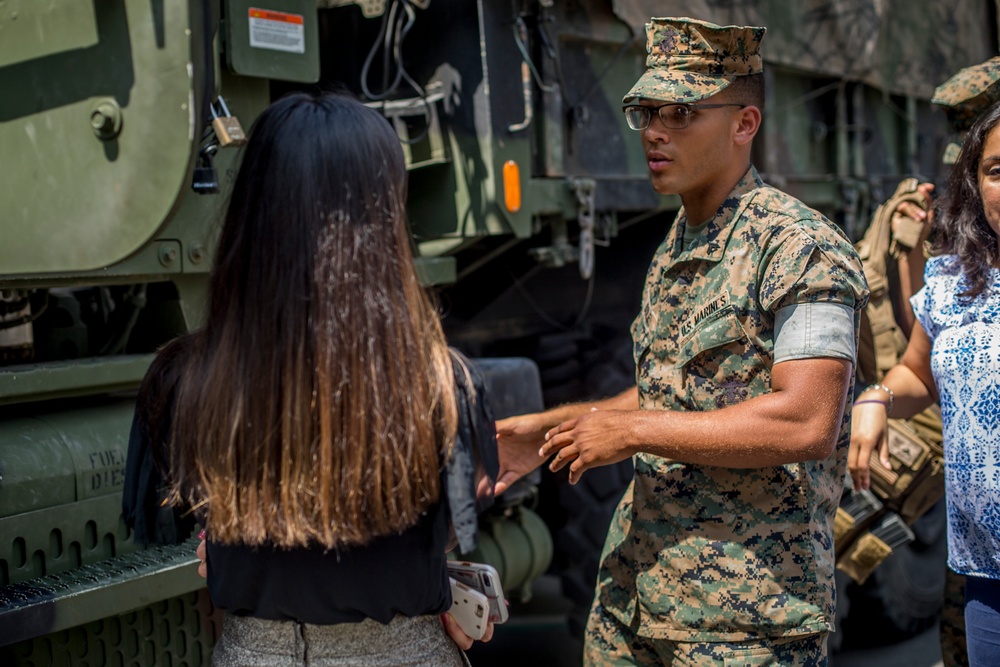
[570,177,596,279]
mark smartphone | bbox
[446,560,509,624]
[448,577,489,640]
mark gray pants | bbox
[212,613,469,667]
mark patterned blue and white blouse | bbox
[911,254,1000,579]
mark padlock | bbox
[192,164,220,194]
[210,97,247,147]
[192,149,220,194]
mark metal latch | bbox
[571,177,596,280]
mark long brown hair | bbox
[167,93,456,549]
[934,100,1000,297]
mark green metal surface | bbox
[0,400,136,517]
[0,356,151,406]
[1,590,215,666]
[0,1,202,274]
[0,2,100,68]
[0,494,137,585]
[223,0,319,83]
[0,419,77,519]
[414,256,457,286]
[0,242,183,291]
[0,538,204,648]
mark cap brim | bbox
[622,69,733,104]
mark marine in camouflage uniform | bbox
[583,162,867,665]
[542,18,867,666]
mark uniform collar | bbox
[669,165,763,263]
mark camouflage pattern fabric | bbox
[610,1,994,100]
[940,567,969,667]
[622,18,765,104]
[588,166,868,644]
[584,600,828,666]
[932,57,1000,132]
[932,56,1000,164]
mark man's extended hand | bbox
[495,389,639,493]
[494,413,552,494]
[541,409,638,485]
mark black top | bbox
[122,339,498,624]
[205,477,452,624]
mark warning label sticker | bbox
[248,8,305,54]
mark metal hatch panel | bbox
[0,0,201,274]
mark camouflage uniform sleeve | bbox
[758,224,868,315]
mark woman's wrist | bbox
[860,383,895,415]
[853,399,888,409]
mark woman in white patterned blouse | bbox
[850,100,1000,667]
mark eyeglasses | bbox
[622,103,745,131]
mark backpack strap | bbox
[854,178,928,384]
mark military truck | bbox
[1,1,995,662]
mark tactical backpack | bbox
[835,178,945,585]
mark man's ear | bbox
[733,105,762,146]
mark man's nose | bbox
[642,116,671,142]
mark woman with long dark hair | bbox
[850,101,1000,665]
[123,92,497,665]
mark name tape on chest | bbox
[679,291,731,340]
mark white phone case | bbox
[446,560,508,624]
[448,577,489,640]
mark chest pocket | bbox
[674,304,768,408]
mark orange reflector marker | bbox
[503,160,522,213]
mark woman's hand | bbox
[848,402,892,491]
[891,181,934,246]
[494,412,553,494]
[195,530,207,578]
[440,612,494,650]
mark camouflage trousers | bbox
[941,567,969,667]
[583,602,828,667]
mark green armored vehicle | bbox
[0,1,995,662]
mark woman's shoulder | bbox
[136,334,198,425]
[142,334,196,389]
[154,333,196,364]
[921,255,970,300]
[923,254,1000,300]
[924,254,963,280]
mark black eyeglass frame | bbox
[622,103,746,131]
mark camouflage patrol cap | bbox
[622,17,766,105]
[932,56,1000,162]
